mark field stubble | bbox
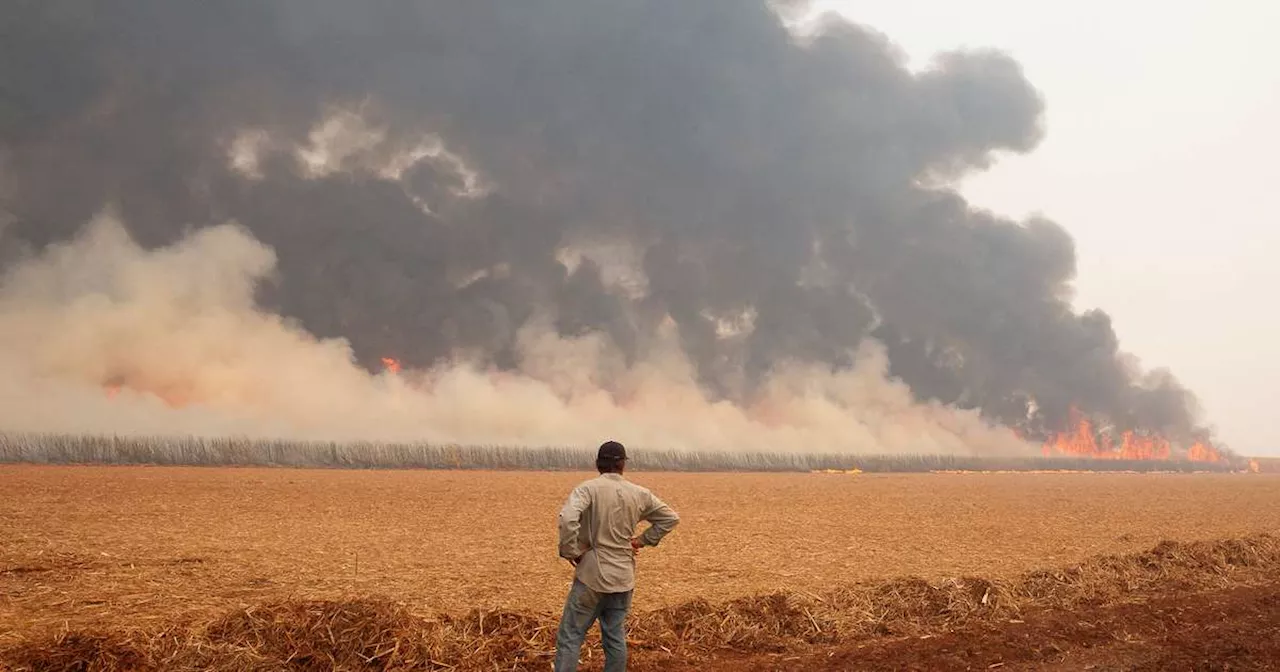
[3,467,1279,630]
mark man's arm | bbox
[636,490,679,548]
[557,485,591,561]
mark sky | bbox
[816,0,1280,456]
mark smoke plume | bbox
[0,1,1211,451]
[0,214,1027,454]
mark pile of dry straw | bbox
[3,534,1277,671]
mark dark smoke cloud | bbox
[0,0,1211,443]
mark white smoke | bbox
[0,214,1033,455]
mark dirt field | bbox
[664,583,1280,671]
[3,466,1280,669]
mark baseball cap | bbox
[597,440,627,462]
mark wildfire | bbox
[1041,408,1220,462]
[100,378,191,409]
[1186,440,1222,463]
[380,357,402,375]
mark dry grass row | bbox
[0,433,1243,473]
[3,533,1277,671]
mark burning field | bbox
[0,1,1237,465]
[2,2,1274,669]
[3,466,1280,670]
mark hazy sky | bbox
[816,1,1280,456]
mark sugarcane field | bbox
[3,463,1280,670]
[3,1,1279,670]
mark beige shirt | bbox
[557,473,680,593]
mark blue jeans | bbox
[554,579,633,672]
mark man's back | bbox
[554,442,678,672]
[558,473,679,593]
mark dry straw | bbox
[0,433,1243,473]
[3,533,1277,671]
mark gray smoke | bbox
[0,1,1211,445]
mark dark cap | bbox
[597,440,627,461]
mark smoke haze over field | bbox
[0,215,1027,454]
[0,1,1212,452]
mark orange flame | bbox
[1186,440,1222,463]
[1248,459,1261,474]
[1041,407,1219,462]
[101,377,191,409]
[380,357,402,375]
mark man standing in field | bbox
[554,440,680,672]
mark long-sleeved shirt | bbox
[557,472,680,593]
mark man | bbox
[554,440,680,672]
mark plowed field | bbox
[3,466,1279,670]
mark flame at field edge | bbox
[1040,407,1223,463]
